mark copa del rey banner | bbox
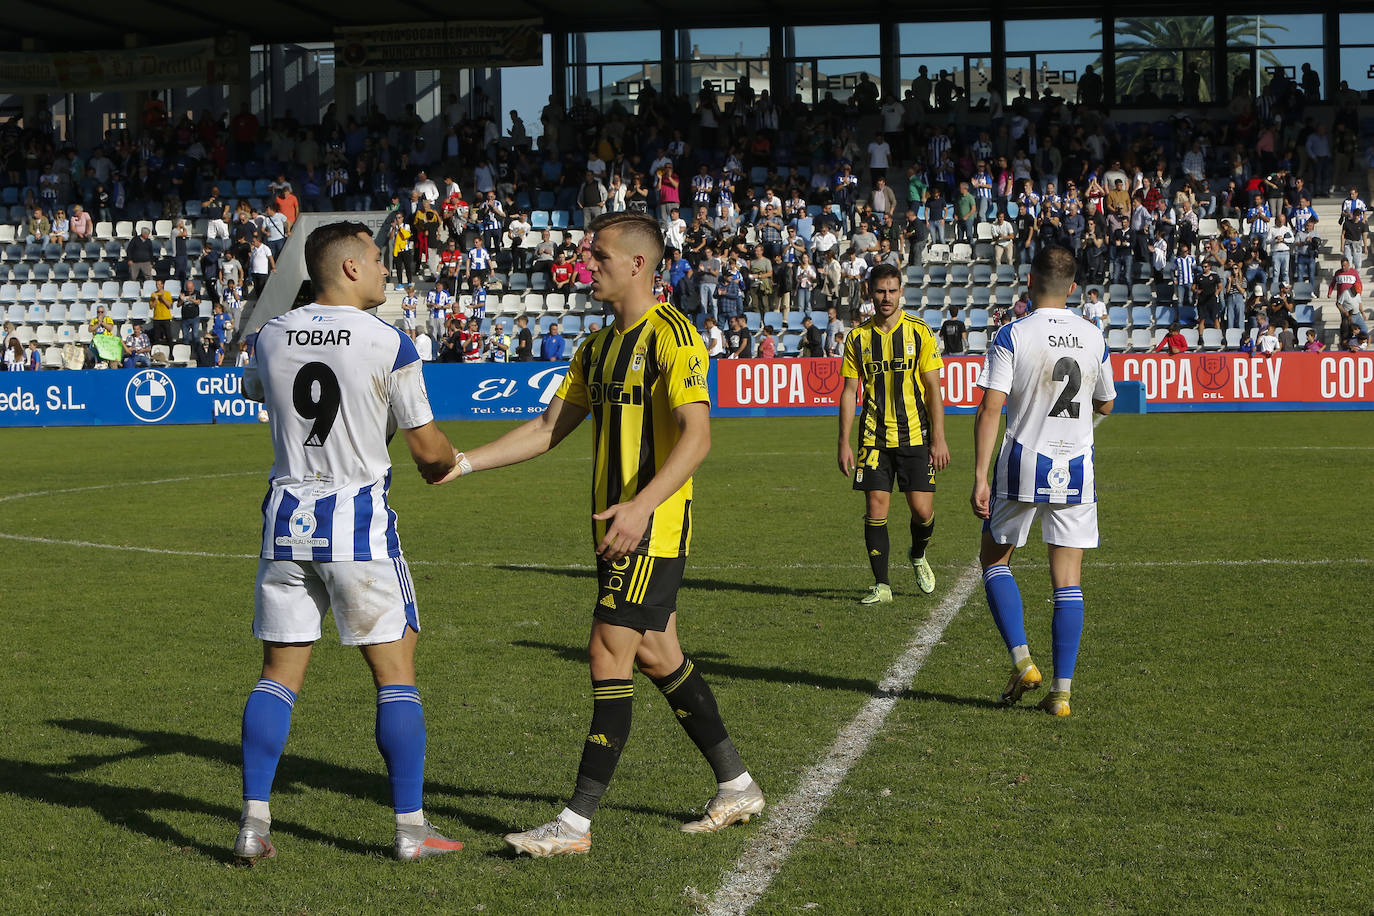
[711,354,1374,415]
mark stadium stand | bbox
[2,61,1372,369]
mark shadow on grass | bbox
[38,718,683,859]
[900,689,1007,711]
[493,563,853,601]
[511,640,879,694]
[0,755,371,864]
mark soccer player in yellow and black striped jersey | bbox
[443,212,761,857]
[838,262,950,605]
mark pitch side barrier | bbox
[1,354,1371,428]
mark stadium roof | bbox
[6,0,1256,50]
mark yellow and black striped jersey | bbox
[841,311,944,448]
[555,303,710,558]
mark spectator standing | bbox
[126,227,156,281]
[540,324,566,361]
[513,315,534,362]
[149,279,175,350]
[248,235,276,297]
[940,306,967,354]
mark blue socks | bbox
[376,685,426,816]
[982,565,1027,652]
[1051,586,1085,684]
[241,678,297,804]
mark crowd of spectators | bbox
[4,64,1374,370]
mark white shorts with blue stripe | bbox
[985,498,1099,549]
[253,556,420,646]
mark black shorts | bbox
[852,444,936,493]
[593,554,686,632]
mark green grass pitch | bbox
[0,412,1371,914]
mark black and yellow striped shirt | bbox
[556,303,710,558]
[841,312,944,448]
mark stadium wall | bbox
[0,354,1370,428]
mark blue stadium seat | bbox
[947,287,969,309]
[921,308,942,326]
[967,308,991,330]
[551,210,571,229]
[1130,306,1153,328]
[1107,306,1129,328]
[970,287,992,307]
[1153,305,1177,326]
[530,210,550,230]
[925,287,947,309]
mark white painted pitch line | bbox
[0,532,1363,571]
[0,471,261,505]
[704,560,984,916]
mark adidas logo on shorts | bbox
[599,593,617,609]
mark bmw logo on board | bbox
[125,369,177,423]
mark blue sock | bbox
[376,685,426,815]
[982,564,1027,652]
[241,678,297,803]
[1052,586,1085,683]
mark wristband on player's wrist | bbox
[455,452,474,476]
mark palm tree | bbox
[1098,16,1284,103]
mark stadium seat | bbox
[949,243,973,264]
[529,272,549,292]
[0,226,12,246]
[1200,328,1224,350]
[925,288,947,309]
[1153,305,1177,326]
[129,302,151,322]
[993,287,1016,308]
[967,308,990,330]
[544,293,566,312]
[949,264,971,286]
[1181,328,1200,349]
[925,244,950,264]
[1106,329,1129,351]
[1129,284,1153,304]
[551,211,571,230]
[1224,328,1243,349]
[150,344,171,364]
[67,302,88,324]
[970,287,992,308]
[995,265,1015,285]
[108,301,129,321]
[507,272,529,292]
[92,262,113,281]
[1107,307,1129,328]
[46,303,68,324]
[35,324,56,345]
[925,264,948,286]
[32,263,50,282]
[1292,282,1313,303]
[781,331,801,355]
[94,221,114,241]
[947,287,969,309]
[967,330,989,353]
[568,293,588,312]
[37,283,59,304]
[921,308,942,326]
[561,315,582,334]
[499,293,522,315]
[971,264,992,285]
[42,242,62,261]
[170,344,193,367]
[18,284,38,304]
[114,221,134,241]
[1294,304,1314,324]
[1129,306,1153,328]
[906,265,924,286]
[72,263,90,281]
[55,325,76,345]
[1129,329,1153,351]
[42,344,64,367]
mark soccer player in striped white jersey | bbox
[234,221,466,863]
[971,246,1116,717]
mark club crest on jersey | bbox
[276,510,330,547]
[632,348,646,371]
[1047,468,1071,490]
[905,342,915,356]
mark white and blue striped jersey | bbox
[466,247,492,271]
[977,309,1116,505]
[427,287,453,317]
[1174,255,1195,286]
[253,303,433,561]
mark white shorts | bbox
[254,556,419,646]
[985,498,1099,549]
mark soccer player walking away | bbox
[441,211,762,857]
[970,246,1116,717]
[235,222,467,864]
[837,262,949,605]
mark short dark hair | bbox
[1029,246,1077,300]
[588,211,665,264]
[869,262,903,287]
[304,221,373,289]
